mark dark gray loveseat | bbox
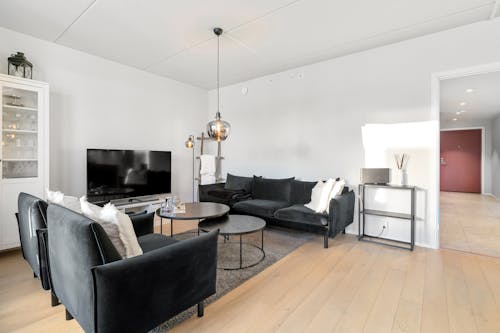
[199,175,355,248]
[47,204,219,333]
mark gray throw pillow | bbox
[224,173,254,192]
[252,177,295,202]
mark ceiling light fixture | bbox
[456,111,461,115]
[452,118,458,121]
[206,27,231,142]
[466,88,474,93]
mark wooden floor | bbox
[3,221,500,332]
[440,191,500,258]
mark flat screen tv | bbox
[87,149,171,203]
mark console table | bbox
[358,184,416,251]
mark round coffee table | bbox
[156,202,229,237]
[199,214,266,270]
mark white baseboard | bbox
[484,193,498,199]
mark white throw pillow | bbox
[305,181,325,212]
[326,179,346,213]
[46,189,64,204]
[318,178,336,212]
[305,178,336,213]
[46,189,81,212]
[80,197,143,258]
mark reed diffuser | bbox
[394,153,409,186]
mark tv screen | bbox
[87,149,171,203]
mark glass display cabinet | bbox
[0,74,49,250]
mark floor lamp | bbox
[185,135,195,202]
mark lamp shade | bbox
[185,135,195,148]
[206,115,230,142]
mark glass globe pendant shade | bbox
[207,113,230,141]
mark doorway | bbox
[438,69,500,257]
[440,128,482,193]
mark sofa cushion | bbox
[252,177,294,202]
[137,233,178,253]
[208,188,244,201]
[232,199,290,218]
[274,204,329,226]
[290,180,317,205]
[224,174,254,192]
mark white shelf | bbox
[2,129,37,134]
[2,104,37,111]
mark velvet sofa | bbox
[47,204,219,333]
[15,193,161,307]
[199,175,355,248]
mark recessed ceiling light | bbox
[460,110,466,113]
[459,102,466,106]
[452,118,458,121]
[456,111,461,115]
[466,88,474,93]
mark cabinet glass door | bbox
[1,86,38,178]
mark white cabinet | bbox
[0,74,49,250]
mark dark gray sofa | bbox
[15,193,163,307]
[199,175,355,248]
[46,204,219,333]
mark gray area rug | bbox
[151,226,315,332]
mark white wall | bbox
[0,27,207,202]
[440,118,493,194]
[493,115,500,198]
[209,18,500,248]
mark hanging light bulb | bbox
[206,27,231,142]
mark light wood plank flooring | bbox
[440,191,500,257]
[3,220,500,332]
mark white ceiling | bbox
[1,0,499,89]
[440,71,500,123]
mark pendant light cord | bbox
[217,34,220,118]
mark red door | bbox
[440,129,481,193]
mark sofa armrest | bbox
[129,212,154,237]
[328,190,355,237]
[91,229,219,333]
[36,228,51,290]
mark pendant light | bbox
[206,27,231,141]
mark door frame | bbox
[431,62,500,249]
[440,127,485,194]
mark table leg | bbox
[160,217,163,235]
[261,229,264,250]
[170,219,173,237]
[240,234,243,269]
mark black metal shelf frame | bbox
[358,184,416,251]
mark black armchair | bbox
[47,204,219,333]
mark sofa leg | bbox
[51,292,59,307]
[197,302,204,317]
[342,229,346,234]
[33,272,37,278]
[65,309,73,320]
[324,232,329,249]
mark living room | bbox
[1,1,500,332]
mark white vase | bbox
[399,169,408,186]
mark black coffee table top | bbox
[156,202,229,220]
[199,214,266,235]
